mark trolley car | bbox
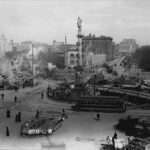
[72,96,126,113]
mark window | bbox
[70,60,74,65]
[76,60,78,64]
[70,53,75,59]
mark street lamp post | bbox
[94,74,96,96]
[31,44,34,87]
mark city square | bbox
[0,0,150,150]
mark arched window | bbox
[76,54,80,58]
[70,53,75,59]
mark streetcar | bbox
[72,96,126,113]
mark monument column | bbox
[77,17,83,66]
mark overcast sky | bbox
[0,0,150,45]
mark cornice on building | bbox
[83,35,113,41]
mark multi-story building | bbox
[82,34,114,62]
[119,39,139,53]
[64,45,78,68]
[0,34,12,57]
[52,40,64,46]
[64,34,112,68]
[64,46,106,69]
[86,52,106,67]
[114,44,120,57]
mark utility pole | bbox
[64,35,67,68]
[94,74,96,96]
[31,43,34,87]
[11,40,14,51]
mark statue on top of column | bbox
[77,16,82,30]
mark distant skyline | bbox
[0,0,150,45]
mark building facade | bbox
[82,34,114,62]
[65,45,106,69]
[86,52,106,72]
[64,46,78,68]
[119,39,139,53]
[52,40,64,46]
[0,34,12,57]
[113,43,120,58]
[86,53,106,66]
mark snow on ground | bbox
[0,78,149,150]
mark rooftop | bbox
[83,34,113,40]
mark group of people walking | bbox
[1,93,18,103]
[6,110,22,136]
[1,85,21,137]
[0,81,52,138]
[106,132,118,149]
[15,112,21,123]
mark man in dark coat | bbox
[6,126,10,136]
[41,92,44,99]
[6,109,10,118]
[36,109,39,118]
[18,112,21,122]
[2,93,4,100]
[14,96,17,102]
[96,113,100,121]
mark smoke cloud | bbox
[0,57,12,76]
[48,62,56,71]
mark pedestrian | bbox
[41,92,44,99]
[113,132,117,140]
[106,136,111,145]
[112,132,117,149]
[127,137,130,144]
[36,109,39,118]
[96,112,100,121]
[62,109,68,119]
[14,96,17,102]
[6,126,9,136]
[16,86,18,92]
[18,111,21,122]
[47,85,50,93]
[49,87,52,93]
[112,136,115,149]
[61,109,65,118]
[6,109,10,118]
[2,93,4,100]
[62,109,65,113]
